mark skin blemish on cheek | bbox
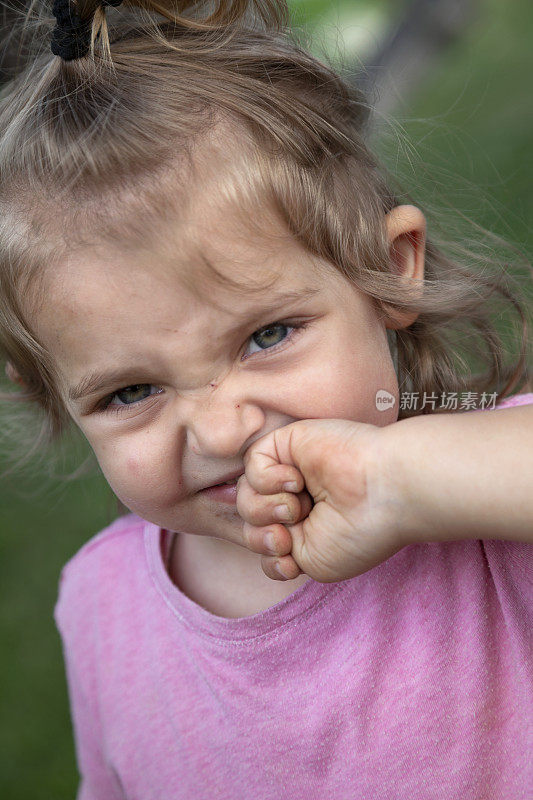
[127,457,141,475]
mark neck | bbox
[167,529,311,618]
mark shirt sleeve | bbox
[484,392,533,598]
[54,565,125,800]
[494,391,533,410]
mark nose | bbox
[183,383,266,459]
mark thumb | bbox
[242,419,328,497]
[242,421,306,492]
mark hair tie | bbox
[50,0,123,62]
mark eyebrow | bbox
[68,287,320,403]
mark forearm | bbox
[382,405,533,545]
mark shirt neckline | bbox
[143,520,340,642]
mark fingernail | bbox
[274,504,291,521]
[275,562,287,579]
[282,481,298,492]
[264,531,277,554]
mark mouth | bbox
[199,474,243,505]
[200,470,245,491]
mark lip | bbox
[200,482,240,504]
[200,469,245,491]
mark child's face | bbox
[31,201,408,543]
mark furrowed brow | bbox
[234,287,320,317]
[68,367,149,404]
[68,287,320,403]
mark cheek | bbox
[280,340,398,425]
[93,443,176,509]
[126,455,141,476]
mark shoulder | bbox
[53,513,149,635]
[58,511,146,580]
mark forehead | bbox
[50,197,328,310]
[148,177,341,308]
[29,194,339,371]
[26,115,343,329]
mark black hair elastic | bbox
[50,0,123,62]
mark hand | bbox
[236,418,406,583]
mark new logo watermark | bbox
[375,389,396,411]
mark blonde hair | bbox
[0,0,530,497]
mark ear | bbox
[5,361,27,388]
[381,204,426,330]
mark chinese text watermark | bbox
[375,390,498,412]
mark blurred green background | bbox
[1,0,532,796]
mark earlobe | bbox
[382,205,426,330]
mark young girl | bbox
[0,1,531,798]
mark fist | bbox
[236,418,406,583]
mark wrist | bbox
[373,414,442,548]
[367,418,426,550]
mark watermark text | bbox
[375,390,498,412]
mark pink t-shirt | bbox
[54,393,533,799]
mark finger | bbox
[242,522,293,557]
[237,482,313,528]
[260,553,304,581]
[243,449,305,496]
